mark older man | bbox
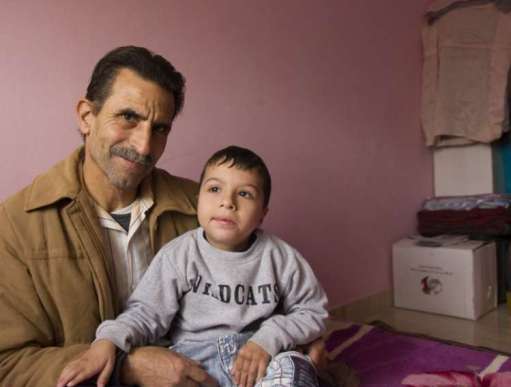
[0,46,325,387]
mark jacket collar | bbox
[25,147,84,211]
[25,147,197,216]
[141,167,197,217]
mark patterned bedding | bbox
[324,321,511,386]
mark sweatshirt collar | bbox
[196,227,263,262]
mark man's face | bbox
[198,162,268,251]
[79,68,175,192]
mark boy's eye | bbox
[239,191,253,199]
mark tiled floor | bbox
[350,304,511,354]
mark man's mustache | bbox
[111,146,153,166]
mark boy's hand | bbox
[56,339,117,387]
[231,341,270,387]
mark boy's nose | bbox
[220,195,236,210]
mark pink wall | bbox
[0,1,432,308]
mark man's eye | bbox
[121,112,137,122]
[153,125,170,135]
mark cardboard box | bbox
[433,144,494,196]
[392,237,497,320]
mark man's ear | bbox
[76,98,95,136]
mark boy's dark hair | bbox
[85,46,185,117]
[200,145,272,208]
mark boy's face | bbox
[198,162,268,251]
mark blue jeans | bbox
[170,333,319,387]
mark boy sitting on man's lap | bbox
[58,146,328,387]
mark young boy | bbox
[57,146,328,387]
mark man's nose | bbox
[130,124,152,156]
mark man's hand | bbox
[231,341,270,387]
[121,346,218,387]
[299,338,329,369]
[56,339,116,387]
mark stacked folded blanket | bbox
[418,194,511,236]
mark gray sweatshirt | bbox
[96,228,328,356]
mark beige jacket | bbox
[0,148,199,386]
[421,0,511,146]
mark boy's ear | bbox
[76,98,96,136]
[260,207,269,224]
